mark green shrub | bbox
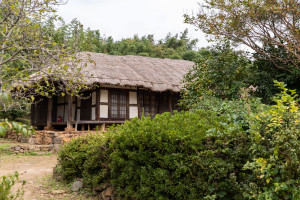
[57,133,111,187]
[109,111,251,199]
[56,83,299,199]
[0,172,24,200]
[0,119,34,138]
[243,81,300,199]
[190,94,268,133]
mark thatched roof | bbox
[30,52,194,93]
[82,52,194,92]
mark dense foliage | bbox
[58,110,252,199]
[184,0,300,73]
[243,82,300,199]
[249,45,300,103]
[108,111,251,200]
[57,134,111,187]
[44,18,199,61]
[0,93,34,138]
[0,0,89,103]
[180,43,251,109]
[57,83,299,199]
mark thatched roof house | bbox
[75,52,193,92]
[31,52,194,131]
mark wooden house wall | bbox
[31,97,48,126]
[32,87,180,128]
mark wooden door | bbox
[80,97,92,120]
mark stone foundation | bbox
[6,130,99,150]
[9,144,57,153]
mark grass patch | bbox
[22,152,53,156]
[0,144,12,155]
[39,175,96,200]
[0,144,12,148]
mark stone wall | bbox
[9,144,56,153]
[6,130,99,150]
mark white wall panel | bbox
[100,105,108,118]
[91,107,96,120]
[129,92,137,104]
[100,90,108,103]
[129,106,138,118]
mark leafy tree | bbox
[249,44,300,103]
[184,0,300,73]
[0,0,89,113]
[44,18,200,61]
[180,43,251,109]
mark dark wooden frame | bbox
[108,89,129,120]
[32,87,177,130]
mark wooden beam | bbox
[65,95,74,131]
[45,97,53,130]
[168,91,173,114]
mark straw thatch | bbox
[31,52,195,93]
[83,52,194,92]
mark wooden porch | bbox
[31,87,179,131]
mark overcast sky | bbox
[56,0,210,48]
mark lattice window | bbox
[110,91,128,119]
[111,91,118,118]
[119,92,127,118]
[138,92,157,118]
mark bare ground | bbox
[0,139,96,200]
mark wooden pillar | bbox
[65,94,74,132]
[31,103,35,126]
[102,123,106,132]
[44,97,53,130]
[96,88,100,121]
[168,91,173,114]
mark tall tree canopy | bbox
[0,0,88,111]
[180,43,251,109]
[184,0,300,73]
[43,18,199,61]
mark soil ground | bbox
[0,139,96,200]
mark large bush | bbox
[57,133,111,187]
[109,111,251,199]
[57,83,299,199]
[57,110,252,199]
[243,82,300,199]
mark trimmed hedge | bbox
[57,134,111,187]
[57,110,252,199]
[56,85,299,199]
[109,111,251,199]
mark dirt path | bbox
[0,139,95,200]
[0,154,58,200]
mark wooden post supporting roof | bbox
[168,91,173,114]
[44,97,53,130]
[65,94,74,132]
